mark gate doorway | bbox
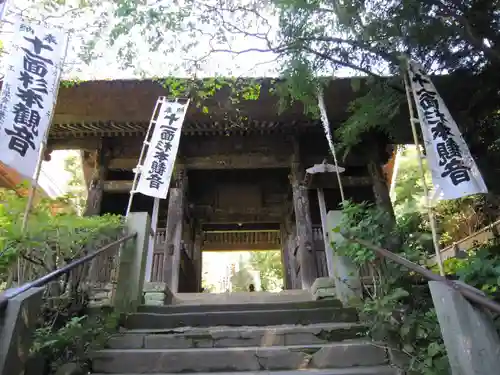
[200,223,284,293]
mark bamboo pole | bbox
[403,67,445,276]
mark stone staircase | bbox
[91,292,396,375]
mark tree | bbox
[230,257,255,292]
[249,250,283,292]
[392,146,430,213]
[63,152,87,215]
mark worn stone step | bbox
[124,307,358,330]
[91,366,397,375]
[92,342,388,373]
[172,290,314,305]
[108,323,366,349]
[138,299,342,314]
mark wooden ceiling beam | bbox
[108,153,291,171]
[103,174,373,193]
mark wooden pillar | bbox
[193,224,203,292]
[162,168,186,293]
[280,221,293,290]
[84,138,111,216]
[290,158,317,290]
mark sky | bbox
[2,0,283,80]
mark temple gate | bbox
[46,78,395,293]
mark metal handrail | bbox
[341,232,500,314]
[0,232,137,312]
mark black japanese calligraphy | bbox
[411,63,472,187]
[416,89,439,111]
[156,140,173,154]
[17,88,44,108]
[410,64,430,87]
[24,36,54,55]
[154,150,169,163]
[164,112,180,125]
[441,158,471,186]
[5,27,58,157]
[147,173,163,189]
[5,124,36,156]
[13,103,40,136]
[160,125,176,142]
[20,24,34,34]
[23,50,53,77]
[431,122,452,141]
[44,34,57,45]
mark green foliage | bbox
[249,250,284,291]
[335,81,404,155]
[391,146,493,246]
[337,200,500,374]
[392,146,430,213]
[0,187,123,285]
[433,195,490,247]
[336,201,448,375]
[63,153,87,214]
[444,242,500,298]
[32,312,119,373]
[0,186,125,373]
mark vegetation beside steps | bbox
[335,200,500,375]
[0,187,125,374]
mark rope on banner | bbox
[125,97,165,217]
[403,67,445,276]
[317,84,346,203]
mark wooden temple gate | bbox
[149,226,329,285]
[45,78,396,293]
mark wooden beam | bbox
[192,205,286,223]
[203,243,280,251]
[307,175,372,189]
[108,153,290,170]
[102,175,373,193]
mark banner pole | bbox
[403,69,445,276]
[145,197,161,282]
[125,97,164,218]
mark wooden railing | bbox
[436,219,500,262]
[150,229,195,284]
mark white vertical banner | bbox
[0,20,68,179]
[407,60,488,200]
[135,99,189,198]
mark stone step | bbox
[108,323,366,349]
[172,290,314,305]
[123,307,359,330]
[138,299,342,314]
[92,342,389,373]
[92,366,397,375]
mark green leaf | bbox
[427,342,441,357]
